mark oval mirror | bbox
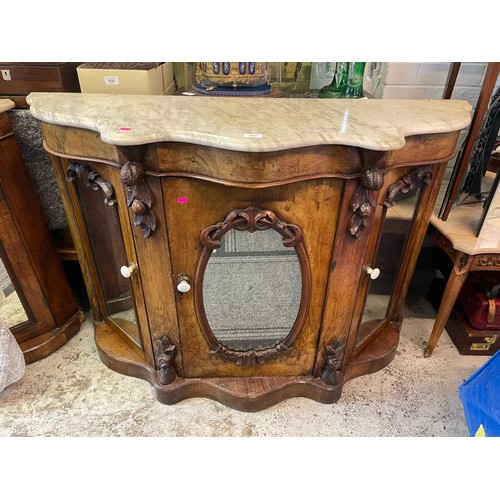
[195,207,311,365]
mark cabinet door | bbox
[65,162,145,350]
[356,166,431,351]
[163,177,343,378]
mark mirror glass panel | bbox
[73,170,140,347]
[0,254,29,329]
[359,187,420,342]
[202,228,302,351]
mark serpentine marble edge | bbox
[26,93,472,152]
[0,99,15,114]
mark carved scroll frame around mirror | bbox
[194,206,312,367]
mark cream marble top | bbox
[26,93,472,152]
[0,99,15,114]
[431,206,500,255]
[431,172,500,255]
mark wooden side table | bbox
[424,193,500,357]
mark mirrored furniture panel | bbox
[28,93,471,410]
[0,100,83,363]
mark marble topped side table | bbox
[425,190,500,357]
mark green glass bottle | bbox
[340,62,366,98]
[318,62,348,98]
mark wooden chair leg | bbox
[424,262,470,357]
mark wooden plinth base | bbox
[19,311,85,364]
[95,323,399,412]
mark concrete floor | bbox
[0,293,485,437]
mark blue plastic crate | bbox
[459,349,500,437]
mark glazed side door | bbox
[61,159,153,362]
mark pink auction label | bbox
[177,197,188,204]
[119,127,132,131]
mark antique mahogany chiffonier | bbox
[27,93,471,411]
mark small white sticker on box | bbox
[104,76,120,85]
[244,133,263,138]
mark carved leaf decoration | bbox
[320,339,345,386]
[385,166,433,208]
[156,337,177,385]
[348,166,384,239]
[66,163,116,205]
[126,183,152,208]
[134,210,157,238]
[163,344,176,356]
[120,164,156,238]
[349,215,363,238]
[87,171,101,190]
[158,336,172,353]
[136,182,153,207]
[351,186,367,213]
[366,190,376,207]
[325,345,336,357]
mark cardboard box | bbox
[164,80,176,96]
[162,63,174,93]
[77,63,174,95]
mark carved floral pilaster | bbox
[349,167,384,239]
[120,161,157,238]
[320,338,345,386]
[157,336,177,385]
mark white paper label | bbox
[244,133,263,138]
[104,76,120,85]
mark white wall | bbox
[381,62,500,211]
[382,62,500,110]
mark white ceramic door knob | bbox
[120,263,137,278]
[365,265,380,280]
[177,276,191,293]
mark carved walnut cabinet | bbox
[27,93,471,411]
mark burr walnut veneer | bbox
[28,93,471,410]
